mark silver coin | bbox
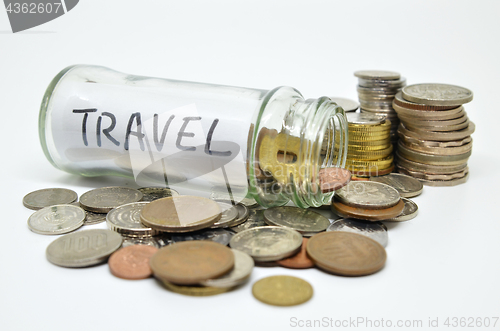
[402,83,473,106]
[212,202,249,228]
[416,171,469,187]
[28,204,86,235]
[200,249,254,288]
[369,173,423,198]
[84,210,107,225]
[335,181,401,209]
[79,187,143,213]
[170,228,234,246]
[46,229,123,267]
[229,209,267,233]
[329,97,359,112]
[138,187,179,202]
[326,218,388,247]
[358,77,406,88]
[346,112,387,125]
[385,198,418,222]
[263,206,330,234]
[121,236,160,248]
[210,202,239,228]
[106,202,157,237]
[23,188,78,210]
[354,70,401,80]
[229,226,302,262]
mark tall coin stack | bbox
[342,112,394,177]
[354,70,406,147]
[393,83,474,186]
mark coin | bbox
[122,236,160,248]
[160,279,231,296]
[335,181,401,209]
[414,171,469,187]
[395,152,468,174]
[358,77,406,88]
[79,187,143,213]
[140,196,221,233]
[28,204,86,235]
[84,210,107,225]
[307,232,386,276]
[229,209,267,233]
[170,229,234,246]
[150,241,234,285]
[326,218,388,247]
[229,226,302,262]
[46,229,123,267]
[397,165,469,180]
[354,70,400,80]
[398,122,475,142]
[394,103,464,120]
[369,173,423,198]
[108,245,158,280]
[210,202,239,228]
[385,198,418,222]
[393,91,457,110]
[397,141,472,165]
[23,188,78,210]
[276,238,315,269]
[107,202,158,237]
[319,167,351,193]
[329,97,359,112]
[263,206,330,234]
[138,187,179,202]
[332,199,405,221]
[211,202,248,228]
[399,136,473,156]
[346,112,387,126]
[348,164,395,178]
[201,249,254,288]
[345,155,394,169]
[252,275,313,306]
[402,83,473,106]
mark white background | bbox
[1,1,499,330]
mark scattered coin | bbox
[332,199,405,221]
[307,232,386,276]
[107,202,158,237]
[229,209,267,233]
[276,238,315,269]
[229,226,302,262]
[28,204,86,235]
[23,188,78,210]
[46,229,123,267]
[385,198,418,222]
[138,187,179,202]
[263,206,330,234]
[150,241,234,285]
[84,210,107,225]
[369,173,423,198]
[319,167,352,193]
[252,275,313,306]
[402,83,473,106]
[160,279,231,296]
[329,97,359,112]
[210,202,239,228]
[140,196,221,233]
[122,236,160,248]
[108,245,158,280]
[326,218,388,247]
[201,249,254,288]
[79,187,143,213]
[169,228,234,246]
[335,181,401,210]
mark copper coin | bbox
[332,199,404,221]
[319,167,352,193]
[150,241,234,285]
[276,238,314,269]
[108,245,159,280]
[306,232,386,276]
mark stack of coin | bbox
[341,112,394,177]
[394,83,474,186]
[354,70,406,146]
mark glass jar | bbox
[39,65,348,208]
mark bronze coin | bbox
[306,232,386,276]
[276,238,314,269]
[319,167,351,193]
[150,241,234,285]
[332,199,404,221]
[108,245,159,280]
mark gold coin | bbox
[140,196,221,232]
[346,143,392,151]
[346,145,393,160]
[345,155,394,168]
[338,137,391,147]
[349,122,391,132]
[160,279,231,296]
[252,276,313,306]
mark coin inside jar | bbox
[108,245,159,280]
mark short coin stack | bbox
[341,112,394,177]
[394,83,474,186]
[354,70,406,146]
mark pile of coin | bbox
[340,112,394,177]
[354,70,406,146]
[394,83,474,186]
